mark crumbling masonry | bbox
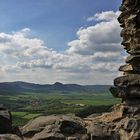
[110,0,140,104]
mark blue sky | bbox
[0,0,121,51]
[0,0,124,84]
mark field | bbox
[0,91,120,126]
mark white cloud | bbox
[0,11,124,84]
[21,28,31,32]
[66,11,124,84]
[17,60,53,70]
[87,11,120,22]
[67,11,122,55]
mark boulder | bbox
[21,115,60,137]
[67,137,78,140]
[86,114,119,140]
[119,64,140,73]
[128,49,140,55]
[0,134,22,140]
[60,120,86,135]
[114,74,140,86]
[119,117,140,140]
[110,86,140,99]
[0,107,12,133]
[32,132,65,140]
[21,114,87,139]
[124,118,140,132]
[126,55,140,63]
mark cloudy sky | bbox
[0,0,125,85]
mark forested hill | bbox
[0,81,111,94]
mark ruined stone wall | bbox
[110,0,140,103]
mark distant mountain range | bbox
[0,81,111,95]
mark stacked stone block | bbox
[110,0,140,103]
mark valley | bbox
[0,82,120,126]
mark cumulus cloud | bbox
[0,29,57,76]
[87,11,120,22]
[66,11,124,77]
[67,11,122,55]
[17,60,53,69]
[0,11,124,84]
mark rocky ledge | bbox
[1,103,140,140]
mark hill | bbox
[0,81,111,95]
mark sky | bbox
[0,0,125,85]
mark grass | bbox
[12,112,41,126]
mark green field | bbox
[0,92,120,126]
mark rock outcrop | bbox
[21,114,88,140]
[0,134,22,140]
[85,103,140,140]
[0,107,12,134]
